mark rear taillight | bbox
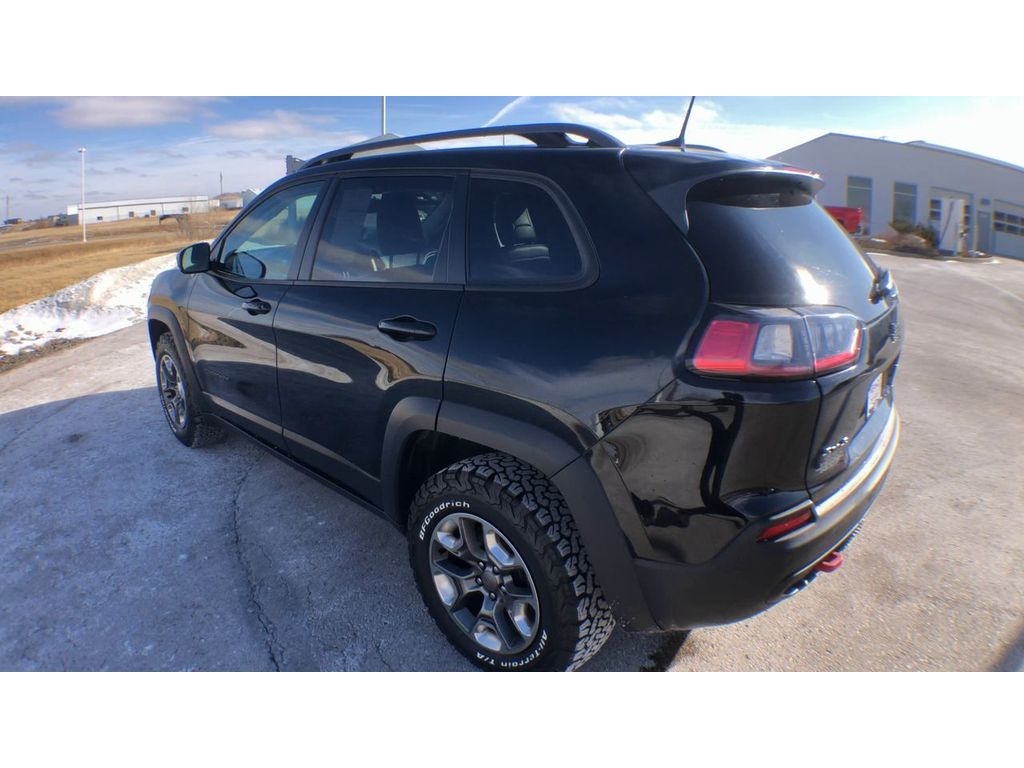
[690,308,862,380]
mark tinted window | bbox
[312,176,454,283]
[219,182,323,280]
[685,176,882,320]
[468,178,581,283]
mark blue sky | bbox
[2,96,1023,220]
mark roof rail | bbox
[299,123,624,170]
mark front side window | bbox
[468,177,582,284]
[312,176,455,283]
[219,182,323,280]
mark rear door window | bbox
[468,177,582,284]
[311,176,455,283]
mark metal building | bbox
[771,134,1024,259]
[66,195,211,224]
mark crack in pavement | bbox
[229,451,283,671]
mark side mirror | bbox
[178,242,211,274]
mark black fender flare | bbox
[147,306,203,403]
[381,397,657,630]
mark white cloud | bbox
[54,97,215,128]
[484,96,531,126]
[550,99,827,159]
[208,110,334,141]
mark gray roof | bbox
[774,132,1024,176]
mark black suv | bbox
[147,123,901,671]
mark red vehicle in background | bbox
[825,206,864,234]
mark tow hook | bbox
[816,551,845,573]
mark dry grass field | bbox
[0,210,238,313]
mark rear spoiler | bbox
[624,153,823,234]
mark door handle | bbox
[377,316,437,341]
[241,299,272,315]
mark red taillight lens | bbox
[692,319,813,378]
[757,508,814,542]
[690,309,861,380]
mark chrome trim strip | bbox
[814,408,899,519]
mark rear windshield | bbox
[685,175,881,318]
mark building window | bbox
[994,211,1006,232]
[964,204,972,228]
[929,198,941,222]
[128,211,135,219]
[892,182,917,226]
[846,176,872,231]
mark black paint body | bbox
[148,140,902,632]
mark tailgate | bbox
[807,299,903,499]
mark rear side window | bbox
[468,177,581,284]
[312,176,454,283]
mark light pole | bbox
[78,147,87,243]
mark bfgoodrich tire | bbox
[408,453,615,671]
[154,333,223,448]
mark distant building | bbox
[66,195,211,224]
[771,134,1024,259]
[3,217,23,225]
[214,189,259,208]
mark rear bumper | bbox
[633,407,900,630]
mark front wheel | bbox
[408,453,615,671]
[154,333,223,448]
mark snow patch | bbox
[0,252,176,357]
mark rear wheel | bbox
[408,453,615,671]
[154,333,223,448]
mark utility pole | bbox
[381,96,386,136]
[219,172,223,197]
[78,147,87,243]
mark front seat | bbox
[376,191,424,268]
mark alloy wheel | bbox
[428,512,541,655]
[158,353,187,430]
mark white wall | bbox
[67,197,210,223]
[772,135,1024,258]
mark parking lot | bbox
[0,251,1021,671]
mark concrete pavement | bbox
[0,252,1021,670]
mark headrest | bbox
[377,191,423,255]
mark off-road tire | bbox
[408,452,615,671]
[154,332,223,448]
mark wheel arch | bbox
[147,306,203,400]
[381,397,657,630]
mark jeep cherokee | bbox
[147,122,902,671]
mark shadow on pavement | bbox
[0,387,671,671]
[993,622,1024,672]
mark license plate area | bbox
[865,373,883,418]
